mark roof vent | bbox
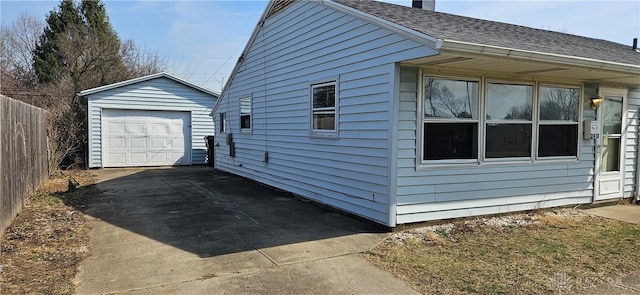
[412,0,435,11]
[633,38,638,52]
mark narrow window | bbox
[423,77,479,161]
[485,83,533,159]
[219,112,226,133]
[239,97,251,132]
[601,95,623,171]
[538,85,580,158]
[311,81,337,134]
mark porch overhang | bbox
[402,39,640,86]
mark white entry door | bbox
[102,109,191,167]
[594,88,627,201]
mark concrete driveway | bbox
[75,166,416,294]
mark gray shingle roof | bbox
[334,0,640,66]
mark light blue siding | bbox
[214,1,639,227]
[626,86,640,197]
[214,1,436,225]
[87,77,216,168]
[394,67,594,224]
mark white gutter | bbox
[441,40,640,76]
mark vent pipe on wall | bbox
[412,0,435,11]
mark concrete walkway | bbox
[582,204,640,225]
[75,166,416,294]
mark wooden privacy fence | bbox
[0,94,49,234]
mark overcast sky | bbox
[2,0,639,92]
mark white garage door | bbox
[102,109,191,167]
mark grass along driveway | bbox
[0,171,95,294]
[365,210,640,294]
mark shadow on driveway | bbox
[84,166,386,258]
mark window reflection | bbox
[424,78,478,119]
[486,83,533,120]
[602,137,620,172]
[537,85,580,158]
[603,96,623,135]
[539,86,579,121]
[485,83,533,158]
[313,85,335,108]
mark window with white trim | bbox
[219,112,226,133]
[537,85,580,158]
[423,77,479,161]
[420,76,581,165]
[485,82,533,159]
[239,96,251,132]
[311,81,337,134]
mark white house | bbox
[79,72,218,168]
[212,0,640,226]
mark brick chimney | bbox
[412,0,435,11]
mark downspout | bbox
[435,38,444,50]
[388,63,400,227]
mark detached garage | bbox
[79,72,218,168]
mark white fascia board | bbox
[322,0,441,49]
[78,72,164,96]
[442,39,640,76]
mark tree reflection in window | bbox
[423,77,479,161]
[538,86,579,158]
[602,96,623,135]
[424,78,478,119]
[539,87,579,121]
[486,83,533,158]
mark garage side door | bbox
[102,109,191,167]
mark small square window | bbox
[311,82,337,134]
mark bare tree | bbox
[0,13,45,97]
[120,39,167,78]
[37,76,86,171]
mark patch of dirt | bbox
[0,170,97,295]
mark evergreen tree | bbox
[32,0,128,89]
[33,0,81,83]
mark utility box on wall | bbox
[583,120,600,139]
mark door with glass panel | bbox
[595,88,627,201]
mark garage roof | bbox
[78,72,219,98]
